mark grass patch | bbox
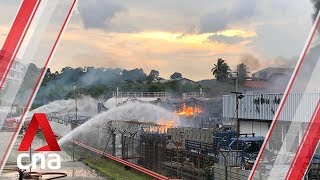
[83,159,152,180]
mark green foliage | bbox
[211,58,230,82]
[236,63,250,84]
[203,158,212,180]
[34,67,201,107]
[146,70,160,83]
[83,159,151,180]
[122,68,147,82]
[163,80,200,97]
[147,82,166,92]
[148,70,159,79]
[170,72,183,79]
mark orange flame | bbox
[176,103,202,117]
[158,119,175,131]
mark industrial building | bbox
[252,67,293,81]
[0,50,27,87]
[223,92,320,154]
[0,51,26,118]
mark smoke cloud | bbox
[238,54,296,72]
[311,0,320,21]
[33,67,123,107]
[239,54,261,72]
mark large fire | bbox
[156,103,202,131]
[176,103,202,117]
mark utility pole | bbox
[72,85,78,162]
[230,72,240,139]
[230,72,244,166]
[116,87,119,107]
[232,92,243,143]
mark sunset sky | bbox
[0,0,316,80]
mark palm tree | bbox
[211,58,230,81]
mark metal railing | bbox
[113,92,170,98]
[72,140,170,180]
[182,92,205,99]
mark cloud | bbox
[50,0,312,81]
[199,0,257,33]
[51,27,255,81]
[200,11,229,33]
[208,34,251,44]
[78,0,126,29]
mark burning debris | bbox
[158,119,176,130]
[176,103,202,117]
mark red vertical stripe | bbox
[0,0,39,83]
[249,13,320,180]
[285,101,320,179]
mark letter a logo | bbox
[18,113,60,151]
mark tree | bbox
[211,58,230,82]
[236,63,250,84]
[42,68,52,86]
[170,72,183,79]
[147,70,159,82]
[122,68,147,82]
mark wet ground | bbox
[2,161,105,179]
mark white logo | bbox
[17,153,61,170]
